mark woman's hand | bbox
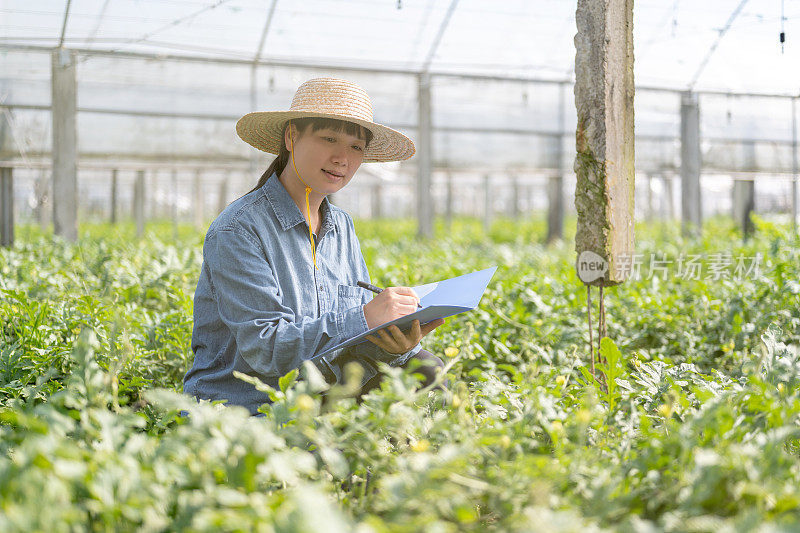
[362,286,444,354]
[363,286,420,329]
[365,318,446,355]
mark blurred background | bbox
[0,0,798,242]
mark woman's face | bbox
[285,124,366,195]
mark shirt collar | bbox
[263,172,335,234]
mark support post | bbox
[1,167,13,247]
[371,182,382,219]
[417,73,433,239]
[574,0,635,285]
[483,174,492,233]
[548,84,566,243]
[510,174,520,219]
[547,174,564,243]
[734,141,757,238]
[134,170,145,238]
[792,97,798,234]
[51,48,78,241]
[35,170,49,229]
[445,171,453,227]
[680,91,702,237]
[171,170,178,241]
[110,169,118,224]
[665,174,675,220]
[732,178,755,239]
[194,170,204,229]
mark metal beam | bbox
[421,0,459,72]
[3,42,799,99]
[58,0,72,48]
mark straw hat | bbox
[236,77,415,163]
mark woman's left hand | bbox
[365,318,445,355]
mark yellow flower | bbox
[555,375,567,387]
[295,394,315,413]
[411,439,430,452]
[452,395,462,408]
[722,340,735,354]
[657,404,673,418]
[778,383,786,394]
[444,347,459,358]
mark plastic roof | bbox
[0,0,798,174]
[1,0,798,93]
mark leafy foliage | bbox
[1,215,800,531]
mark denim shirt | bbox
[183,173,421,414]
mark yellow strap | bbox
[289,125,317,270]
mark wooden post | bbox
[1,167,13,247]
[110,169,118,224]
[574,0,635,285]
[51,49,78,241]
[417,73,433,238]
[680,91,702,237]
[193,170,204,229]
[134,170,145,238]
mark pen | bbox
[357,281,423,309]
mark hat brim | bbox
[236,111,415,163]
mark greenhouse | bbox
[1,0,800,530]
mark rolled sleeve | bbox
[205,227,356,378]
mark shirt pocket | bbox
[337,284,365,312]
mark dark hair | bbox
[245,117,373,195]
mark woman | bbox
[183,78,446,415]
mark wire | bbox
[421,0,459,73]
[84,0,111,49]
[780,0,786,53]
[79,0,235,63]
[688,0,749,90]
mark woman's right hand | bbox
[362,286,420,329]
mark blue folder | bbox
[316,266,498,358]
